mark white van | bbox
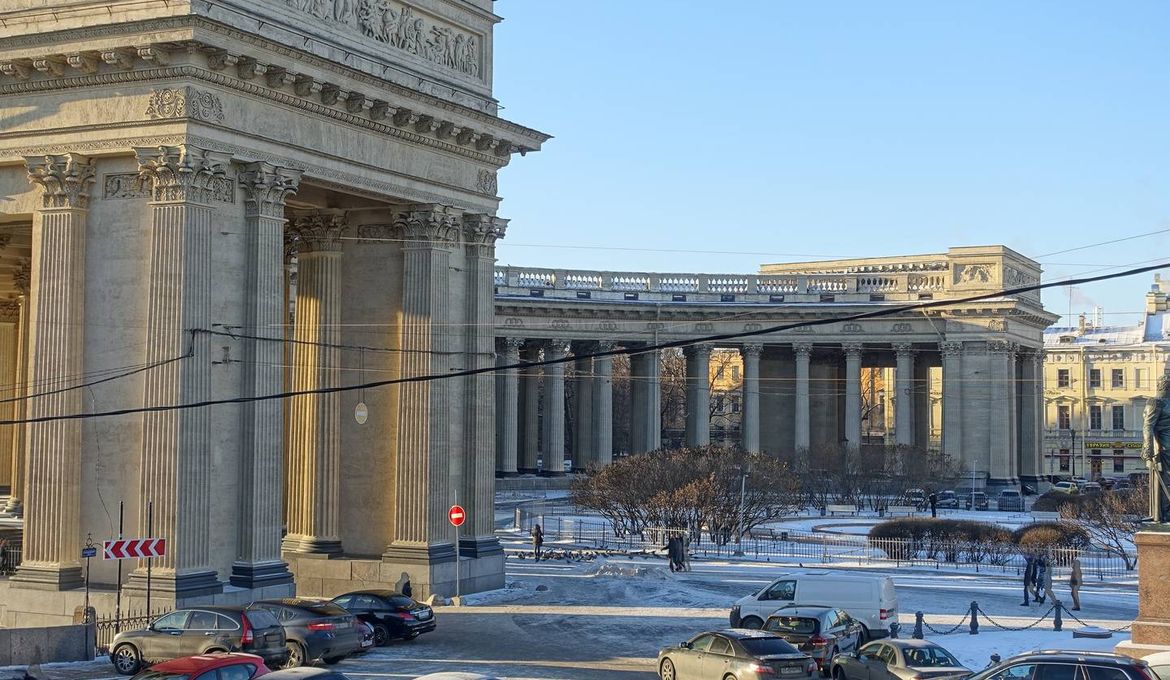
[730,570,898,639]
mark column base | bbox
[517,467,538,475]
[382,541,456,565]
[126,567,224,600]
[281,535,343,558]
[230,559,294,589]
[11,563,83,590]
[496,471,520,478]
[458,536,504,559]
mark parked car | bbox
[251,599,364,668]
[354,620,374,654]
[1083,482,1103,494]
[762,605,864,676]
[330,590,435,645]
[129,653,270,680]
[831,639,969,680]
[964,650,1158,680]
[730,571,898,640]
[1143,650,1170,680]
[997,490,1025,512]
[657,629,817,680]
[1052,481,1080,494]
[262,669,354,680]
[413,675,501,680]
[902,489,927,510]
[934,491,958,509]
[111,608,288,675]
[964,492,989,511]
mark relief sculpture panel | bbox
[283,0,482,79]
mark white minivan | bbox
[730,570,898,639]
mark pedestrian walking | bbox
[667,534,684,572]
[682,532,692,572]
[1037,555,1058,605]
[1033,557,1046,603]
[928,492,938,518]
[1021,556,1036,606]
[1069,557,1082,611]
[532,523,544,561]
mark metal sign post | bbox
[448,499,466,601]
[146,500,153,616]
[115,502,123,633]
[82,534,96,614]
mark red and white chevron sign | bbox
[103,538,167,560]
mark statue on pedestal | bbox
[1141,375,1170,523]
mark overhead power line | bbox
[3,259,1169,426]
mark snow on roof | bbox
[1044,313,1170,348]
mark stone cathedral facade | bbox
[0,0,547,624]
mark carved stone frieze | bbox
[503,317,523,328]
[25,154,96,209]
[842,323,863,333]
[134,145,230,204]
[13,259,30,295]
[476,169,497,195]
[598,321,617,332]
[549,318,570,330]
[1004,266,1039,288]
[941,341,963,357]
[146,87,226,123]
[103,173,151,200]
[239,162,302,219]
[891,322,913,333]
[392,204,462,244]
[954,263,994,285]
[287,210,349,253]
[987,319,1008,332]
[694,322,714,332]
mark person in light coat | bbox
[1069,557,1083,611]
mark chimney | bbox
[1078,313,1087,334]
[1094,306,1103,328]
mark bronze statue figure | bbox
[1141,374,1170,523]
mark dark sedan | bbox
[111,608,287,675]
[251,599,364,668]
[658,630,816,680]
[330,590,435,645]
[831,639,969,680]
[763,606,863,676]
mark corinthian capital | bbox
[462,213,509,247]
[941,341,963,357]
[287,209,348,253]
[239,162,302,219]
[392,204,462,245]
[134,145,229,204]
[25,154,96,209]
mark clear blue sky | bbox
[490,1,1170,329]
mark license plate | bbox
[781,667,805,676]
[414,610,431,620]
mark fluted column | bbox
[129,146,225,596]
[4,269,30,517]
[894,343,915,447]
[645,349,662,451]
[13,155,93,589]
[684,344,712,447]
[794,343,812,452]
[520,343,540,473]
[282,209,348,557]
[630,352,647,453]
[741,344,761,453]
[989,340,1018,483]
[593,342,614,466]
[941,341,963,462]
[843,343,863,455]
[541,341,569,476]
[462,214,507,547]
[385,206,461,560]
[574,355,594,469]
[0,306,17,496]
[498,338,523,476]
[232,163,300,588]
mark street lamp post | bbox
[734,465,747,557]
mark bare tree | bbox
[1060,487,1146,570]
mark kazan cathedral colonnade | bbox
[492,247,1058,487]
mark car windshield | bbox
[741,637,800,657]
[903,646,961,667]
[764,616,818,635]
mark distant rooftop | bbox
[1044,275,1170,347]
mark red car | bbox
[131,653,271,680]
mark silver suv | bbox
[997,490,1025,512]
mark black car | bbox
[762,605,863,677]
[966,650,1159,680]
[110,607,288,675]
[330,590,436,645]
[251,599,364,668]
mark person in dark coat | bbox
[666,534,683,572]
[928,492,938,518]
[1021,556,1036,606]
[532,524,544,561]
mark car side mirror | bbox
[680,642,691,649]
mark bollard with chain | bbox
[889,621,899,640]
[914,612,925,639]
[1053,601,1063,632]
[969,601,980,635]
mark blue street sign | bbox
[81,547,97,559]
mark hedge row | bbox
[867,518,1089,563]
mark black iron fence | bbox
[0,542,20,575]
[94,608,168,653]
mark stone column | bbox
[498,337,523,476]
[941,341,963,462]
[282,209,348,557]
[4,271,30,517]
[1022,351,1045,485]
[741,344,761,453]
[574,355,594,469]
[131,145,226,596]
[894,343,915,447]
[541,341,569,475]
[592,342,614,466]
[520,343,541,473]
[794,343,812,452]
[462,214,507,548]
[232,163,300,588]
[0,306,17,497]
[13,155,93,589]
[684,344,712,447]
[843,343,863,454]
[643,349,662,451]
[988,340,1019,484]
[630,352,647,453]
[385,205,461,561]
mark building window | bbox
[731,366,741,382]
[1111,369,1125,389]
[1058,405,1071,430]
[1059,449,1070,472]
[1114,450,1126,473]
[1112,405,1125,431]
[1090,405,1102,430]
[715,365,725,380]
[1136,368,1148,390]
[731,396,741,413]
[1057,369,1070,388]
[715,395,725,412]
[1091,449,1102,477]
[1090,369,1102,388]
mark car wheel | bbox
[282,641,306,669]
[660,658,676,680]
[323,656,345,665]
[858,625,870,644]
[739,616,764,629]
[833,667,849,680]
[373,624,390,647]
[112,644,142,675]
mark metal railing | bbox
[94,608,169,652]
[0,542,20,575]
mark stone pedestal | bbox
[1116,528,1170,658]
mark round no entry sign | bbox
[448,504,466,527]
